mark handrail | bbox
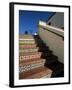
[38,20,64,38]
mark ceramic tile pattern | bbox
[19,35,52,79]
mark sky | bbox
[19,10,55,35]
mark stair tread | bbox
[45,59,58,65]
[45,61,64,77]
[19,66,52,79]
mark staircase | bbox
[19,34,64,79]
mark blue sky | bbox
[19,10,55,35]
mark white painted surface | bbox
[39,20,64,36]
[38,21,64,63]
[38,27,64,63]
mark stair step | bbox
[34,38,44,42]
[19,52,42,61]
[19,44,37,49]
[19,66,52,79]
[19,47,39,53]
[41,52,53,58]
[36,41,45,44]
[19,35,34,39]
[19,52,42,56]
[45,61,64,77]
[33,35,41,39]
[19,59,46,72]
[45,56,58,65]
[37,44,48,48]
[19,41,36,45]
[19,58,45,65]
[39,48,52,52]
[46,55,58,60]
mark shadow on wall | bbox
[39,28,64,64]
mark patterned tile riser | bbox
[19,40,36,44]
[19,39,35,42]
[19,44,37,49]
[19,59,45,66]
[19,44,37,50]
[19,48,39,53]
[19,61,45,73]
[19,53,42,61]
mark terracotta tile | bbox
[19,66,52,79]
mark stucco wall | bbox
[38,27,64,64]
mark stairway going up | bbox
[19,34,64,79]
[19,34,53,79]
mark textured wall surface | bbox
[38,27,64,63]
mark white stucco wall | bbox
[38,26,64,64]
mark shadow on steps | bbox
[33,35,64,78]
[45,61,64,77]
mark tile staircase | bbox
[19,35,64,79]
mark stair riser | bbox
[19,48,39,53]
[19,35,34,39]
[19,53,42,61]
[19,44,37,49]
[19,41,36,44]
[41,53,53,58]
[19,59,45,65]
[19,39,35,41]
[19,61,45,73]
